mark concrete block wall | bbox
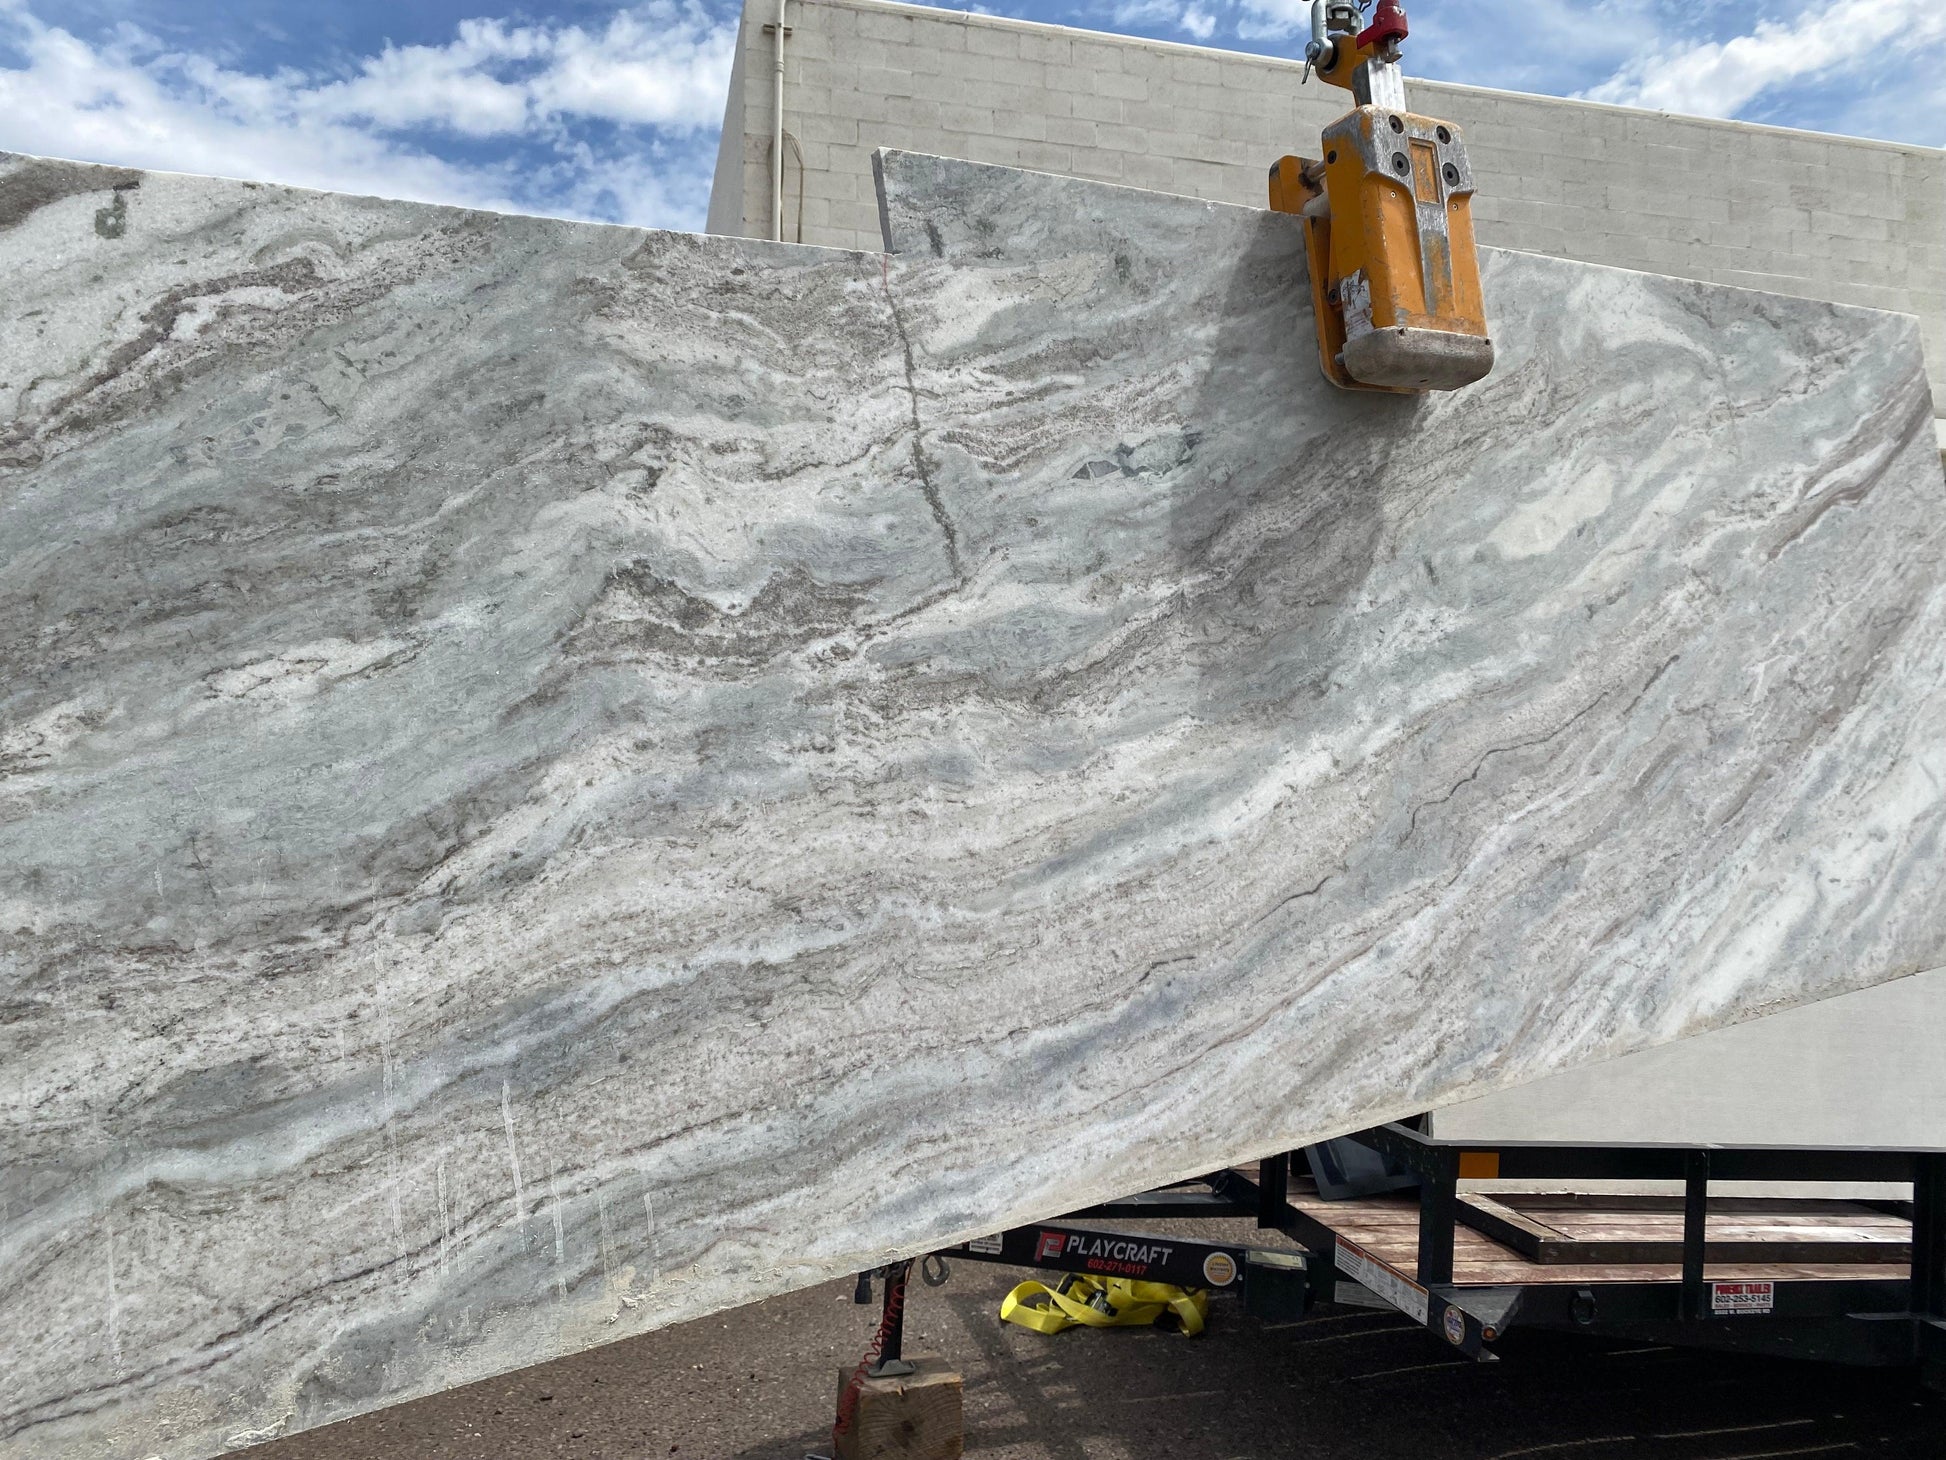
[707,0,1946,437]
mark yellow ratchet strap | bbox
[999,1272,1208,1336]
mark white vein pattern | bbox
[2,148,1944,1459]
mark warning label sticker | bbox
[1710,1281,1775,1315]
[1334,1238,1430,1326]
[966,1234,1003,1255]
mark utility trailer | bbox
[908,1125,1946,1383]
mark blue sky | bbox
[2,0,1941,233]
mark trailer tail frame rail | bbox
[934,1127,1946,1380]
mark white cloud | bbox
[0,1,736,230]
[1227,0,1666,84]
[1205,0,1941,145]
[1108,0,1166,26]
[1229,0,1306,38]
[1110,0,1221,40]
[1406,0,1666,92]
[1583,0,1946,120]
[1178,7,1216,39]
[290,11,736,135]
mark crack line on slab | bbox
[880,255,964,583]
[1402,693,1609,845]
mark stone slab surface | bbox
[2,148,1944,1459]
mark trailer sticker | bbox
[1710,1280,1774,1315]
[966,1234,1003,1255]
[1334,1238,1430,1326]
[1442,1303,1467,1347]
[1202,1251,1238,1287]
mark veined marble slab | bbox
[2,147,1944,1460]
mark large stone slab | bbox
[2,148,1943,1459]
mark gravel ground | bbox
[260,1220,1946,1460]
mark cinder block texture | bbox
[5,147,1946,1460]
[712,0,1946,425]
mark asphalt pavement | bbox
[260,1219,1946,1460]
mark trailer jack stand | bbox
[864,1269,914,1386]
[832,1262,961,1459]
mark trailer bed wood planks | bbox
[1290,1193,1914,1286]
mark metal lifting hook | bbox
[1269,0,1494,392]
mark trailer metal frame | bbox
[932,1125,1946,1383]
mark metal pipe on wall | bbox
[771,0,787,242]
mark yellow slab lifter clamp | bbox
[1268,0,1493,393]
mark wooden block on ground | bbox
[833,1355,963,1460]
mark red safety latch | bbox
[1358,0,1407,48]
